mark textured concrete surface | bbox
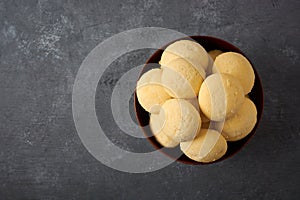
[0,0,300,199]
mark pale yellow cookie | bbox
[150,110,179,147]
[221,98,257,141]
[157,99,201,143]
[213,52,255,94]
[136,69,172,113]
[161,58,204,98]
[198,73,245,121]
[160,40,209,72]
[180,129,227,163]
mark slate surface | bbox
[0,0,299,199]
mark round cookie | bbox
[136,69,172,113]
[221,98,257,141]
[213,52,255,94]
[160,40,209,72]
[155,132,179,148]
[150,110,179,147]
[208,50,222,61]
[161,58,205,98]
[180,129,227,163]
[198,73,245,121]
[158,99,201,142]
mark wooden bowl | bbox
[134,36,264,164]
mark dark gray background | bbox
[1,0,300,199]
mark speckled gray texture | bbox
[0,0,300,199]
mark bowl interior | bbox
[134,36,264,165]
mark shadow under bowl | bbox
[134,35,264,165]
